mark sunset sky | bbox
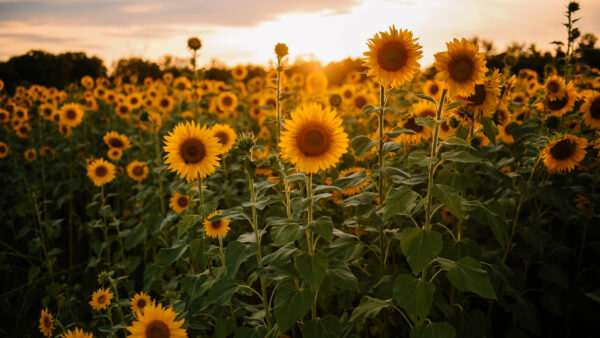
[0,0,599,70]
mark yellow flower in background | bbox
[87,158,116,186]
[543,74,566,100]
[24,148,37,162]
[103,131,131,150]
[60,327,93,338]
[216,92,238,112]
[434,38,488,97]
[232,65,248,81]
[127,160,149,182]
[0,141,8,158]
[580,93,600,129]
[169,193,190,214]
[163,121,221,181]
[89,287,114,311]
[59,103,84,127]
[306,72,328,93]
[130,291,152,314]
[280,103,349,173]
[39,308,54,337]
[81,75,94,89]
[541,135,587,174]
[204,210,231,239]
[364,25,423,88]
[210,123,237,154]
[107,148,123,161]
[127,302,187,338]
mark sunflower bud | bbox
[275,43,289,60]
[236,132,255,152]
[187,37,202,51]
[544,115,561,130]
[97,271,111,284]
[568,1,580,13]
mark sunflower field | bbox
[2,2,600,337]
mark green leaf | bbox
[155,245,187,267]
[462,201,507,247]
[204,276,238,306]
[384,186,419,220]
[295,252,329,289]
[417,116,436,129]
[177,214,200,238]
[388,88,409,96]
[432,184,465,219]
[442,151,481,163]
[410,322,456,338]
[325,258,359,291]
[440,136,473,149]
[383,141,402,154]
[408,152,437,167]
[349,296,391,324]
[400,227,443,274]
[481,118,498,145]
[333,170,367,189]
[385,128,416,138]
[413,93,436,104]
[362,104,378,115]
[124,224,146,248]
[351,136,378,157]
[439,257,496,299]
[271,223,304,246]
[308,216,334,242]
[444,101,466,111]
[225,240,258,277]
[190,237,210,269]
[585,289,600,304]
[342,192,378,207]
[274,281,313,333]
[301,315,342,338]
[393,274,435,323]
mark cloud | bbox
[0,0,360,27]
[0,32,72,43]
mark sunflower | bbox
[89,287,114,311]
[543,74,566,100]
[13,106,28,122]
[127,302,187,338]
[497,120,517,145]
[279,103,349,173]
[169,193,190,214]
[108,148,123,161]
[60,327,93,338]
[204,211,231,238]
[39,308,54,337]
[210,123,237,154]
[434,38,488,97]
[0,109,9,124]
[81,75,94,89]
[39,103,55,121]
[575,194,595,216]
[40,146,55,161]
[397,115,430,144]
[103,131,131,150]
[540,82,576,116]
[24,148,37,162]
[441,207,455,222]
[163,121,221,181]
[127,161,149,182]
[60,103,84,127]
[87,158,116,186]
[0,142,8,158]
[352,92,371,114]
[128,93,143,109]
[347,70,362,83]
[364,25,422,88]
[232,65,248,81]
[173,76,192,91]
[423,80,444,100]
[455,82,499,122]
[156,96,174,114]
[131,291,152,314]
[580,93,600,129]
[15,123,31,139]
[163,72,174,84]
[338,167,370,196]
[541,135,588,174]
[306,72,328,93]
[216,92,238,112]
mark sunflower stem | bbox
[219,236,227,275]
[154,129,166,215]
[378,83,386,273]
[198,175,205,222]
[306,173,314,255]
[276,55,282,152]
[422,88,447,281]
[100,185,111,266]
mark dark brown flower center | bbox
[0,145,6,153]
[66,109,76,120]
[429,84,439,95]
[547,95,568,111]
[222,96,233,106]
[449,56,475,83]
[119,106,129,114]
[177,196,189,208]
[266,98,276,107]
[354,96,367,109]
[467,84,487,106]
[43,108,52,116]
[297,125,330,157]
[160,99,169,108]
[547,81,559,93]
[329,94,342,106]
[95,166,108,178]
[146,320,170,338]
[180,138,206,164]
[43,315,51,328]
[136,299,147,308]
[377,41,408,72]
[133,166,144,176]
[590,97,600,119]
[109,137,124,148]
[440,122,450,131]
[550,138,576,160]
[343,89,352,99]
[97,295,106,304]
[403,117,423,133]
[418,109,435,118]
[215,131,229,146]
[19,126,28,134]
[211,219,222,230]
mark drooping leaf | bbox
[400,227,443,274]
[295,251,328,289]
[274,281,313,333]
[308,216,334,242]
[432,184,465,219]
[438,257,496,299]
[384,186,420,220]
[349,296,391,324]
[393,274,435,323]
[325,258,359,291]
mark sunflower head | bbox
[188,37,202,51]
[580,93,600,129]
[231,65,248,81]
[131,291,153,314]
[127,160,149,182]
[60,327,93,338]
[169,193,190,214]
[127,302,187,338]
[210,123,237,155]
[204,211,231,239]
[0,141,9,159]
[89,287,114,311]
[59,103,84,127]
[24,148,37,162]
[541,134,588,174]
[163,121,221,181]
[434,38,488,97]
[39,308,54,337]
[87,158,116,186]
[364,25,423,88]
[306,72,328,93]
[279,103,349,173]
[275,42,289,60]
[338,167,370,196]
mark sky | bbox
[0,0,599,70]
